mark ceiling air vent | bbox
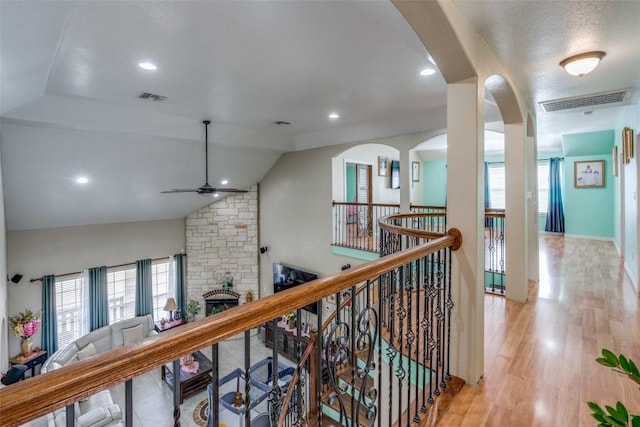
[138,92,168,101]
[539,88,630,113]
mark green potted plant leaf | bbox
[587,349,640,427]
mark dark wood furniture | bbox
[262,322,313,361]
[154,318,184,332]
[9,350,47,378]
[161,350,212,404]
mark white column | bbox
[446,78,484,384]
[525,129,539,283]
[504,124,528,302]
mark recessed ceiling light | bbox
[214,193,220,198]
[329,113,340,120]
[138,62,157,71]
[420,68,436,76]
[221,179,229,185]
[76,176,88,184]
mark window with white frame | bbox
[106,267,136,324]
[537,161,550,214]
[151,260,171,321]
[488,163,506,209]
[55,276,87,349]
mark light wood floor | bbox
[438,235,640,426]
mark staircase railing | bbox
[278,213,462,426]
[0,217,461,427]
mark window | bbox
[151,260,171,321]
[106,267,136,324]
[55,276,87,349]
[488,163,505,209]
[537,161,550,214]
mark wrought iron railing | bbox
[0,215,461,427]
[332,201,401,252]
[484,209,506,295]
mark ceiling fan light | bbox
[560,51,605,77]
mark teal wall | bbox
[564,154,614,237]
[422,160,447,205]
[346,163,356,202]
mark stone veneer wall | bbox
[185,184,258,318]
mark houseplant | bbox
[587,349,640,427]
[186,299,201,323]
[9,309,42,356]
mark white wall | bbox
[0,136,8,373]
[332,143,400,204]
[5,219,185,355]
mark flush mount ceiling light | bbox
[420,68,436,76]
[559,51,606,77]
[328,112,340,120]
[138,62,157,71]
[221,179,228,185]
[76,176,88,184]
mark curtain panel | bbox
[135,259,153,317]
[545,157,565,233]
[174,254,186,320]
[88,266,109,330]
[484,162,493,228]
[41,275,58,354]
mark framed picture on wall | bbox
[574,160,605,188]
[378,156,389,177]
[412,161,420,182]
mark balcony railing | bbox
[0,215,462,427]
[332,201,401,252]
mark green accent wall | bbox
[564,153,614,237]
[346,163,356,202]
[422,160,447,205]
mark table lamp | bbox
[164,297,178,321]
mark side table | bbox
[154,318,184,332]
[10,350,47,378]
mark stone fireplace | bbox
[203,289,240,316]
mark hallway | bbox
[439,235,640,426]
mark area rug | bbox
[193,398,208,427]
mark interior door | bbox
[356,164,373,236]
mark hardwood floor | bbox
[438,235,640,426]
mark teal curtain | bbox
[135,259,153,317]
[41,275,58,354]
[484,162,493,227]
[89,266,109,330]
[545,157,565,233]
[174,254,186,321]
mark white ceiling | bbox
[1,1,638,231]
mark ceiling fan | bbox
[162,120,248,196]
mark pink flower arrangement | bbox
[9,309,42,339]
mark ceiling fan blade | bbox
[161,189,199,193]
[215,188,249,193]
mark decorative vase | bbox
[21,338,33,356]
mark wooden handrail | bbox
[0,230,461,427]
[332,201,400,208]
[378,213,448,241]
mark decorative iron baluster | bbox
[445,247,454,382]
[354,279,378,427]
[268,318,284,426]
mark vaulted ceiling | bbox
[1,1,638,231]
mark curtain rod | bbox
[29,255,184,283]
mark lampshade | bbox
[163,297,178,312]
[560,51,605,77]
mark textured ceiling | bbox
[1,1,637,230]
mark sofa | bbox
[42,315,158,427]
